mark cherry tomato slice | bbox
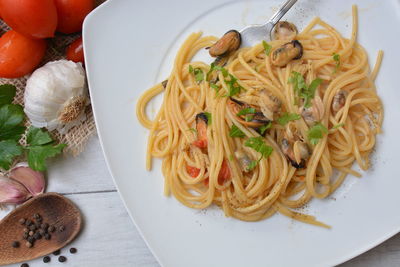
[66,37,84,64]
[0,30,46,78]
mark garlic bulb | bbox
[24,60,88,133]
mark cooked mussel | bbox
[301,95,324,126]
[273,21,298,41]
[209,30,241,57]
[281,138,310,169]
[193,113,208,148]
[271,40,303,67]
[161,79,168,89]
[234,150,252,172]
[227,97,271,128]
[332,90,347,114]
[259,91,281,121]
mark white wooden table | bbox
[1,136,399,267]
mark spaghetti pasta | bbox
[136,6,383,228]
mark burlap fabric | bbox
[0,0,106,156]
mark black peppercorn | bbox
[41,223,49,230]
[43,256,51,263]
[21,263,29,267]
[25,219,32,226]
[33,213,41,220]
[12,241,20,248]
[35,221,41,228]
[58,256,67,262]
[25,241,32,248]
[44,233,51,240]
[19,218,26,225]
[38,229,46,235]
[23,232,29,240]
[48,225,55,233]
[34,232,42,240]
[53,249,61,255]
[36,217,43,223]
[69,247,77,254]
[28,231,34,236]
[23,227,29,233]
[27,236,35,243]
[59,225,65,232]
[29,224,36,231]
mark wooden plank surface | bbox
[1,137,399,267]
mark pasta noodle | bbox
[136,6,383,228]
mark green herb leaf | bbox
[244,137,273,158]
[189,65,204,82]
[26,127,53,146]
[0,84,16,106]
[225,74,242,97]
[307,122,328,145]
[229,154,234,161]
[288,72,322,108]
[277,112,301,126]
[0,104,26,141]
[246,160,259,171]
[210,83,219,91]
[262,40,272,55]
[258,122,272,135]
[26,144,67,171]
[332,123,344,129]
[237,107,256,116]
[0,140,23,170]
[206,63,229,81]
[333,53,340,72]
[204,112,212,125]
[189,65,194,73]
[229,124,245,138]
[187,128,198,134]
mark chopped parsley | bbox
[204,112,212,125]
[189,65,204,83]
[258,122,272,135]
[333,53,340,72]
[277,112,301,126]
[237,107,256,122]
[206,63,243,97]
[229,124,245,138]
[332,123,344,129]
[307,122,328,145]
[262,40,272,55]
[244,137,273,170]
[288,71,322,108]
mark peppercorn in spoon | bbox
[0,193,82,265]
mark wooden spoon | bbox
[0,192,82,265]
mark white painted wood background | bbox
[1,136,400,267]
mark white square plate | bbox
[83,0,400,266]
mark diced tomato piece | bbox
[186,165,200,178]
[193,139,207,148]
[218,159,231,185]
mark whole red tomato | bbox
[66,37,84,64]
[0,30,47,78]
[54,0,94,34]
[0,0,57,39]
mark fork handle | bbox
[269,0,298,25]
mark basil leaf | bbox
[0,104,26,141]
[229,124,245,138]
[0,84,16,106]
[0,140,23,170]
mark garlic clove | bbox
[0,175,31,204]
[9,162,45,196]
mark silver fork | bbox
[240,0,298,47]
